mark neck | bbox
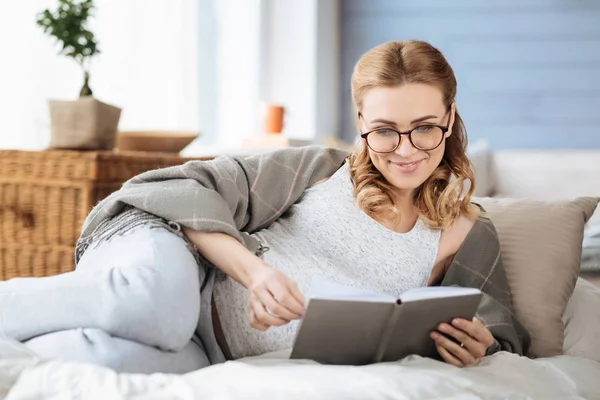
[390,189,419,231]
[392,188,415,210]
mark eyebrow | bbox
[370,115,438,126]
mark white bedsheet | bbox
[0,339,598,400]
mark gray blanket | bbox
[77,145,530,356]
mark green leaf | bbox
[35,0,100,65]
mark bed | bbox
[0,278,598,400]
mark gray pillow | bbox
[581,221,600,272]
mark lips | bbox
[390,159,425,173]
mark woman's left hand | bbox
[430,317,495,367]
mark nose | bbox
[395,134,418,158]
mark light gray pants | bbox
[0,226,210,374]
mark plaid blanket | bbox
[77,145,530,356]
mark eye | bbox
[373,129,397,136]
[414,125,435,133]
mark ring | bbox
[460,343,465,348]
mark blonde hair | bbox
[348,40,475,230]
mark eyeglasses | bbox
[359,112,450,153]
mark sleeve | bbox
[441,216,531,356]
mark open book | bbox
[289,278,483,365]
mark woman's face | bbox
[358,83,454,197]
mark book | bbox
[289,278,483,365]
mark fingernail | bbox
[439,323,449,331]
[453,319,462,326]
[430,332,439,340]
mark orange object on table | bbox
[264,104,285,134]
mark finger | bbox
[249,309,269,331]
[472,317,496,348]
[451,318,494,347]
[438,322,486,358]
[268,281,305,316]
[252,299,288,327]
[288,281,306,310]
[436,342,464,368]
[431,331,477,366]
[256,289,298,321]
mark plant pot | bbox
[48,96,122,150]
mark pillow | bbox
[466,141,496,197]
[472,196,599,358]
[562,277,600,362]
[581,219,600,272]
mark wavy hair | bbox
[348,40,476,230]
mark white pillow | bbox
[466,140,496,197]
[562,278,600,362]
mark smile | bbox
[390,159,425,173]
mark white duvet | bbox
[0,338,598,400]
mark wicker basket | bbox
[0,243,75,281]
[0,149,208,279]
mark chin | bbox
[385,174,427,192]
[381,161,432,192]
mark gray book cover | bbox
[290,280,483,365]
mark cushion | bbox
[466,141,496,197]
[472,196,599,358]
[563,278,600,362]
[581,220,600,272]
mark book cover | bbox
[290,279,483,365]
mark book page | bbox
[309,277,394,302]
[400,286,481,302]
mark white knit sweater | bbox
[212,162,441,359]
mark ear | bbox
[446,102,456,137]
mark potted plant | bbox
[37,0,121,150]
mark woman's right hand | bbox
[181,229,305,330]
[247,264,305,331]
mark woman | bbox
[0,40,529,373]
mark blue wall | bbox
[340,0,600,149]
